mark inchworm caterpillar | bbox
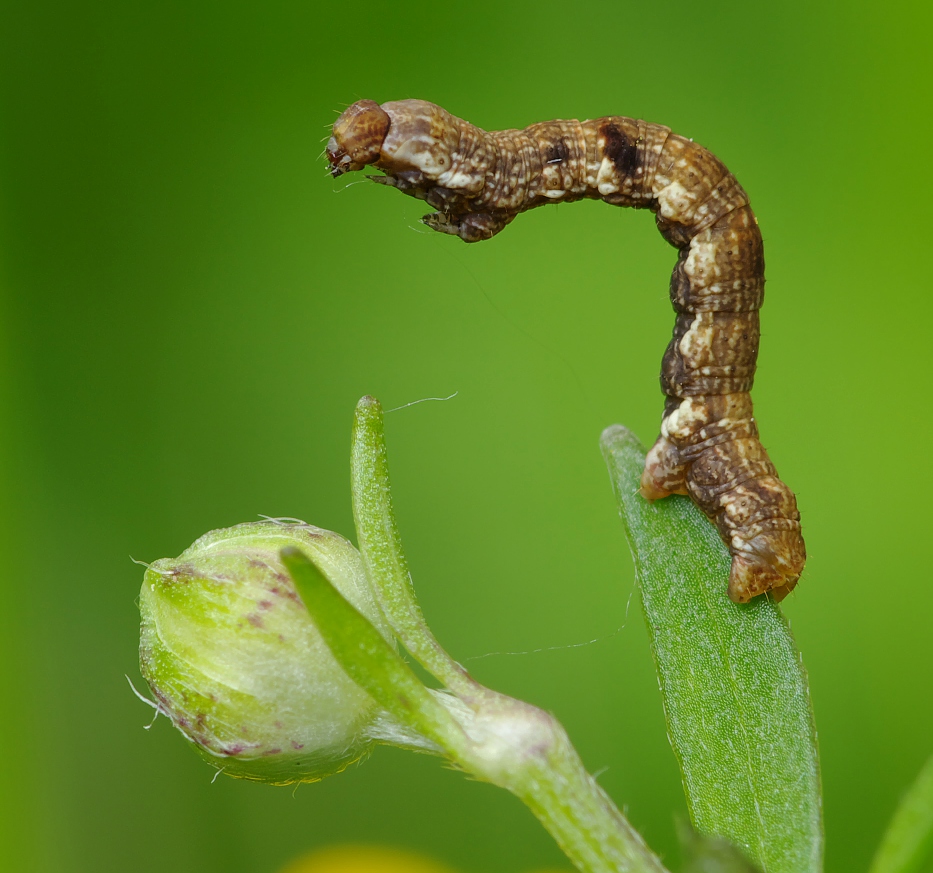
[326,99,805,602]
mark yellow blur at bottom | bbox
[277,845,571,873]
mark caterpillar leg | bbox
[649,395,806,603]
[685,435,806,604]
[640,435,688,500]
[728,530,803,603]
[422,211,515,242]
[719,489,806,603]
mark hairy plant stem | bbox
[441,686,670,873]
[351,396,478,696]
[285,543,670,873]
[286,396,672,873]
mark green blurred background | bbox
[1,1,931,870]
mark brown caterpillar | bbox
[326,98,805,603]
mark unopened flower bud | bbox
[138,520,392,784]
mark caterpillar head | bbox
[327,99,461,182]
[327,100,391,177]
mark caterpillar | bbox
[326,98,805,603]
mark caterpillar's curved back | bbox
[327,98,805,602]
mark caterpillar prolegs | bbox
[326,99,805,603]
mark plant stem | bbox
[285,543,670,873]
[351,395,478,696]
[447,689,670,873]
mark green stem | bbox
[351,396,477,696]
[446,687,671,873]
[286,543,670,873]
[292,402,679,873]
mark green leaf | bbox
[280,546,466,753]
[600,425,822,873]
[869,753,933,873]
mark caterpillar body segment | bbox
[327,98,805,602]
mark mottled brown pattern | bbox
[326,98,805,602]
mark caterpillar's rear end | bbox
[327,98,805,602]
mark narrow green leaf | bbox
[869,753,933,873]
[280,547,465,752]
[600,425,822,873]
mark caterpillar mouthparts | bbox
[329,98,805,603]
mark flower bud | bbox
[138,520,392,784]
